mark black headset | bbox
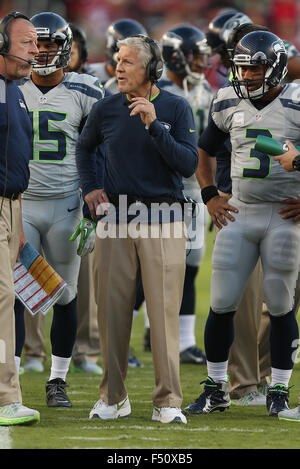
[0,11,30,54]
[132,34,163,83]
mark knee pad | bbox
[263,228,300,316]
[211,229,248,313]
[57,283,77,305]
[264,276,298,317]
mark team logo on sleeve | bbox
[160,121,171,131]
[233,112,244,126]
[19,99,26,109]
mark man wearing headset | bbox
[0,12,40,425]
[76,35,198,424]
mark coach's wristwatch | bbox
[292,154,300,171]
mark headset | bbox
[132,34,163,83]
[0,11,30,54]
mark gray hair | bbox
[117,35,153,68]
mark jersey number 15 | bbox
[29,110,68,161]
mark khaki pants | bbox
[72,252,101,365]
[0,199,22,405]
[23,311,46,362]
[93,222,186,407]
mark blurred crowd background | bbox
[1,0,300,90]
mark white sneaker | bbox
[23,358,44,373]
[89,396,131,420]
[72,361,103,375]
[152,407,187,424]
[0,403,40,426]
[278,406,300,421]
[231,391,266,407]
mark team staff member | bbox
[76,35,198,424]
[0,12,40,425]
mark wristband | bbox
[201,185,219,205]
[292,154,300,171]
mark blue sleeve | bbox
[198,109,228,156]
[76,102,104,196]
[148,101,198,178]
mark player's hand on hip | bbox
[274,141,298,171]
[85,189,110,218]
[278,198,300,222]
[207,195,238,230]
[128,97,156,127]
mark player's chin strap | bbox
[182,70,204,99]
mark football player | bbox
[157,24,212,364]
[14,12,104,407]
[86,18,147,94]
[184,30,300,417]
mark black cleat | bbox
[266,384,290,417]
[180,346,206,364]
[46,378,72,408]
[184,377,230,414]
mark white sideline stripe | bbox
[68,376,99,381]
[69,391,96,395]
[62,436,130,440]
[79,424,272,433]
[70,400,92,404]
[0,428,12,449]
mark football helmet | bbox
[161,25,211,84]
[206,10,252,59]
[106,18,147,67]
[31,12,72,76]
[70,23,88,64]
[231,30,288,99]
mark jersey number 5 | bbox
[30,110,68,161]
[243,128,272,179]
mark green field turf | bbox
[4,229,300,450]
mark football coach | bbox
[76,35,198,424]
[0,12,40,425]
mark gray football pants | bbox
[211,197,300,317]
[21,193,82,361]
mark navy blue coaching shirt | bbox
[0,75,32,195]
[76,88,198,202]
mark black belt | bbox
[107,193,185,208]
[0,192,20,200]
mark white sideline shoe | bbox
[89,396,131,420]
[0,403,40,426]
[278,406,300,422]
[23,358,44,373]
[152,407,187,424]
[231,391,266,407]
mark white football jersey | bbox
[86,62,119,94]
[159,77,213,191]
[18,72,104,199]
[211,83,300,203]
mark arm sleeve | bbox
[76,102,104,196]
[148,100,198,178]
[198,108,229,156]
